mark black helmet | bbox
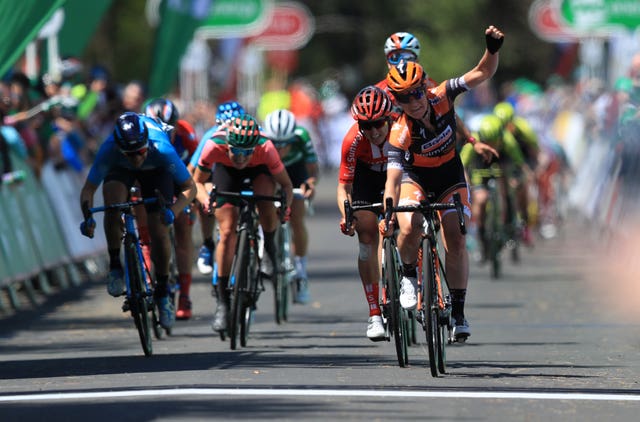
[113,112,149,152]
[144,98,179,126]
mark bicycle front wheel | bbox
[274,225,289,324]
[421,239,440,377]
[241,240,261,347]
[124,234,152,357]
[229,230,249,350]
[383,238,409,368]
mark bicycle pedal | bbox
[122,300,130,312]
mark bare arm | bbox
[172,177,196,217]
[193,167,212,212]
[273,168,294,209]
[462,26,504,90]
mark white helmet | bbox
[263,109,297,142]
[384,32,421,57]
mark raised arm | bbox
[462,25,504,90]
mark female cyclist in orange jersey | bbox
[381,25,503,342]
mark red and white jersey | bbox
[338,122,392,184]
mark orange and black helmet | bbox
[351,86,392,121]
[385,61,425,93]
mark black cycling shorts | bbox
[351,160,386,209]
[285,160,309,187]
[212,164,272,207]
[403,155,468,202]
[104,167,174,213]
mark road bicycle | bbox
[343,199,410,367]
[389,192,466,377]
[273,187,310,324]
[82,191,167,356]
[209,186,286,350]
[471,166,520,279]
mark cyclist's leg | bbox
[354,210,384,339]
[102,170,134,296]
[139,168,176,328]
[174,206,194,319]
[396,180,424,310]
[253,170,279,276]
[197,178,216,274]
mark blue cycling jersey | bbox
[87,115,191,186]
[189,124,220,168]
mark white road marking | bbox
[1,388,640,402]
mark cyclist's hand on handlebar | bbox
[340,219,355,236]
[378,219,395,237]
[162,208,175,225]
[284,206,292,222]
[80,217,96,238]
[302,181,315,200]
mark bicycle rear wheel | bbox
[274,225,289,324]
[421,239,440,377]
[486,189,502,279]
[229,230,249,350]
[383,238,409,367]
[124,234,152,357]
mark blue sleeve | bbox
[190,125,218,167]
[155,141,192,184]
[87,137,120,185]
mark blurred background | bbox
[2,0,640,308]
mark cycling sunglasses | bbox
[229,145,255,157]
[392,86,426,103]
[387,51,417,65]
[358,119,387,131]
[122,147,148,157]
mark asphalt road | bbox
[1,170,639,421]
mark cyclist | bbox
[144,98,199,320]
[262,109,319,304]
[376,31,474,143]
[337,85,394,341]
[192,114,294,334]
[461,114,528,261]
[79,112,196,329]
[493,101,540,246]
[381,25,504,341]
[188,101,246,276]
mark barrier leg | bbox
[66,263,82,287]
[22,278,39,307]
[36,272,52,295]
[6,284,21,310]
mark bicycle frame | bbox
[389,193,466,377]
[85,195,160,356]
[209,187,286,350]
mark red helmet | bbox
[386,61,425,93]
[350,86,392,121]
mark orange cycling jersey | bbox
[388,77,469,169]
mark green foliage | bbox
[83,0,555,98]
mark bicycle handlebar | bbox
[385,192,467,235]
[85,197,158,216]
[210,186,288,223]
[343,200,383,227]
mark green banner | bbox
[149,0,213,97]
[58,0,113,57]
[0,0,65,78]
[561,0,640,29]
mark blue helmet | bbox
[113,112,149,152]
[216,101,245,125]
